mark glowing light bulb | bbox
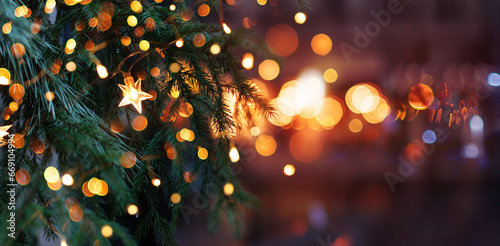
[294,12,307,24]
[96,65,108,78]
[61,174,74,186]
[283,164,295,176]
[222,22,231,34]
[127,15,138,27]
[210,44,221,54]
[229,147,239,163]
[175,38,184,48]
[127,204,138,215]
[223,183,234,196]
[152,178,161,186]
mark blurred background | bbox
[175,0,500,245]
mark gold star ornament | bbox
[118,77,153,114]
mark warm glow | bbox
[210,44,221,55]
[257,0,267,5]
[16,169,31,185]
[345,83,380,114]
[324,68,338,83]
[66,39,76,49]
[348,119,363,133]
[61,239,68,246]
[242,53,254,70]
[66,61,76,72]
[121,36,131,46]
[47,179,62,190]
[132,115,148,131]
[363,96,390,124]
[101,225,113,238]
[193,33,206,47]
[0,68,11,85]
[255,135,277,156]
[311,34,332,56]
[258,59,279,80]
[139,40,150,51]
[96,65,108,78]
[46,0,56,9]
[229,147,240,163]
[127,204,138,215]
[266,24,298,57]
[196,148,208,160]
[44,166,59,183]
[408,83,434,110]
[69,206,83,222]
[118,77,153,113]
[127,15,138,27]
[152,178,161,187]
[289,130,323,163]
[170,193,181,204]
[169,63,181,73]
[283,164,295,176]
[294,12,307,24]
[2,23,12,34]
[15,6,29,17]
[82,181,95,197]
[45,91,55,101]
[175,38,184,48]
[314,97,343,128]
[61,174,74,186]
[223,183,234,196]
[222,22,231,34]
[120,151,136,168]
[178,102,193,117]
[169,4,176,11]
[64,0,81,6]
[250,126,260,136]
[11,43,26,58]
[197,4,210,17]
[151,67,160,77]
[9,102,18,112]
[130,1,142,13]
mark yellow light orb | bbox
[175,38,184,48]
[294,12,307,24]
[242,53,254,70]
[96,65,108,78]
[258,59,279,80]
[250,126,260,136]
[66,61,76,72]
[314,97,343,128]
[44,166,59,183]
[9,102,18,112]
[47,179,62,190]
[152,178,161,187]
[323,68,338,83]
[169,63,181,73]
[283,164,295,176]
[101,225,113,238]
[66,39,76,49]
[229,147,239,163]
[222,22,231,34]
[139,40,150,51]
[45,91,55,101]
[349,119,363,133]
[127,15,138,27]
[169,4,176,11]
[46,0,56,9]
[198,147,208,160]
[127,204,138,215]
[223,183,234,196]
[210,44,221,55]
[61,174,74,186]
[257,0,267,5]
[170,193,181,204]
[311,34,332,56]
[130,1,142,13]
[3,23,12,34]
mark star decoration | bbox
[118,77,153,114]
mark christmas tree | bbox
[0,0,314,245]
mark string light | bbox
[229,146,239,163]
[61,174,74,186]
[96,65,108,78]
[222,22,231,34]
[223,183,234,196]
[294,12,307,24]
[139,40,150,51]
[127,204,138,215]
[175,38,184,48]
[242,53,254,70]
[152,178,161,186]
[170,193,181,204]
[283,164,295,176]
[210,44,221,55]
[127,15,138,27]
[0,68,11,85]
